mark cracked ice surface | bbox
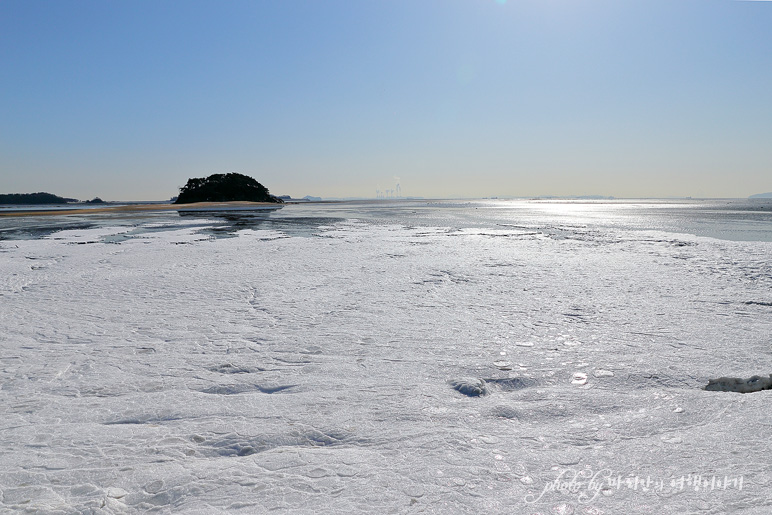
[1,206,772,514]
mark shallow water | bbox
[3,198,772,242]
[1,200,771,513]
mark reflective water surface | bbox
[1,198,771,242]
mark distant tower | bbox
[396,183,401,198]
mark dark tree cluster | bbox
[0,192,77,205]
[174,173,283,204]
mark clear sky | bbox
[1,0,771,200]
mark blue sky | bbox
[1,0,771,200]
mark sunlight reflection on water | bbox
[1,198,771,242]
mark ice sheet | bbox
[1,211,771,513]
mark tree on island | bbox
[174,173,283,204]
[0,192,78,205]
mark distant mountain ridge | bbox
[749,192,772,199]
[0,192,78,204]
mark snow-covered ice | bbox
[1,200,771,513]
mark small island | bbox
[0,192,78,205]
[174,173,283,204]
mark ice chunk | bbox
[704,374,772,393]
[485,377,534,391]
[493,360,512,370]
[490,405,519,419]
[449,378,488,396]
[571,372,588,385]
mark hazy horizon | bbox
[5,191,772,204]
[2,1,771,200]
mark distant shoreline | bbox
[0,201,282,217]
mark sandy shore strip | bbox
[0,201,283,217]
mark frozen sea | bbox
[1,198,772,514]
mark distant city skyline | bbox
[2,0,771,201]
